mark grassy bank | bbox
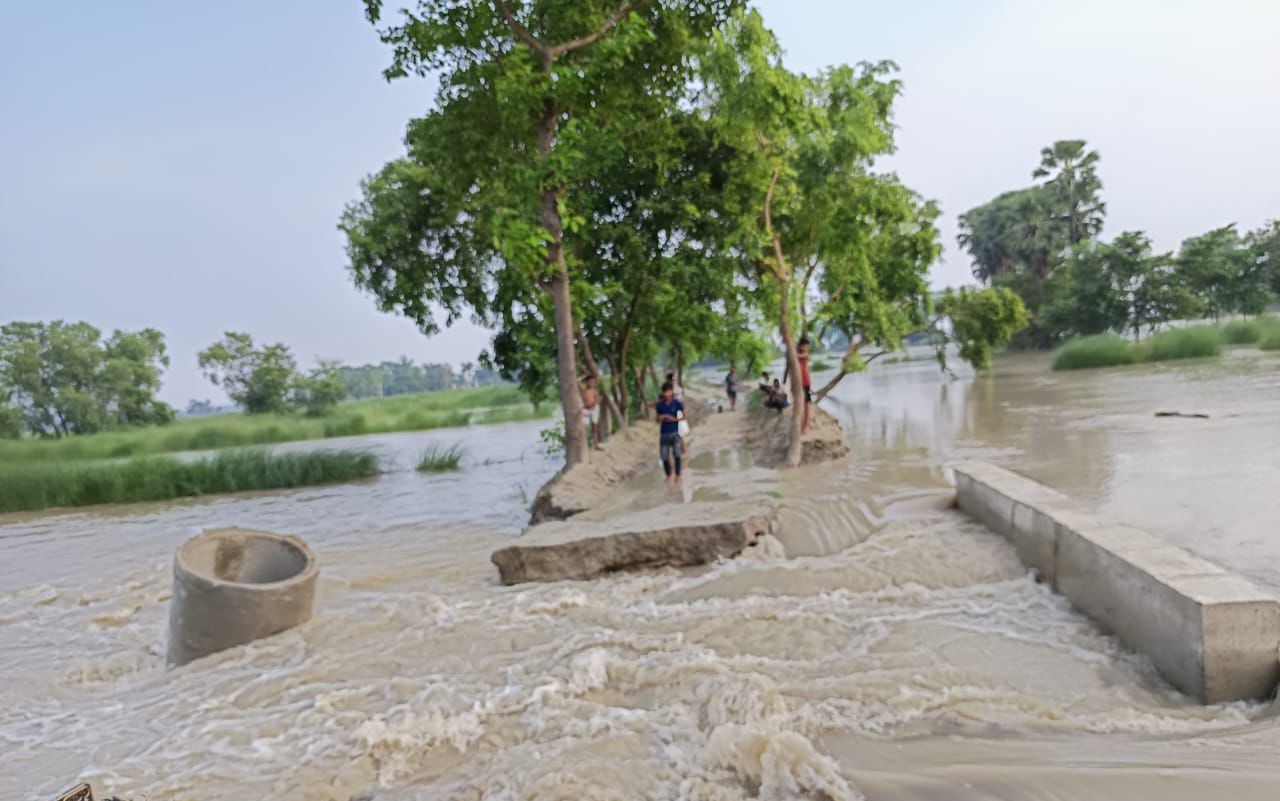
[0,385,548,465]
[1049,321,1273,371]
[0,449,380,514]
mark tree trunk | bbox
[633,365,650,420]
[607,352,628,427]
[535,92,586,468]
[647,363,660,397]
[777,276,805,467]
[675,341,684,387]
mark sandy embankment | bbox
[493,387,847,584]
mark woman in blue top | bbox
[654,382,685,484]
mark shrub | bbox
[1052,334,1136,371]
[417,443,464,473]
[1137,326,1222,362]
[1259,331,1280,351]
[1220,319,1263,344]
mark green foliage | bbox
[1044,232,1190,341]
[1178,226,1268,320]
[539,421,566,456]
[1219,318,1266,344]
[0,385,542,464]
[417,443,463,473]
[293,360,348,417]
[939,287,1030,370]
[1259,330,1280,351]
[0,448,380,514]
[1033,139,1106,245]
[1136,325,1223,362]
[198,332,297,414]
[0,320,173,436]
[1052,334,1136,371]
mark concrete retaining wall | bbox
[953,461,1280,704]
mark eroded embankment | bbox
[500,389,848,584]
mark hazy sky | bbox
[2,1,1278,404]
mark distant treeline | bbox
[337,358,505,399]
[959,139,1280,347]
[0,322,511,440]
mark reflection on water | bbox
[2,350,1279,801]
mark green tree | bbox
[198,332,297,414]
[1177,225,1261,320]
[350,0,742,468]
[700,10,904,464]
[1245,220,1280,297]
[956,188,1043,283]
[292,360,348,417]
[99,328,175,426]
[1033,139,1105,245]
[937,287,1029,370]
[0,321,173,436]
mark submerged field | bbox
[0,385,548,465]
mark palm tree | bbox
[1033,140,1105,246]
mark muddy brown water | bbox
[2,349,1279,800]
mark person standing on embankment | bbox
[579,374,604,451]
[655,382,685,485]
[797,337,813,434]
[725,366,738,411]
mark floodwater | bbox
[2,349,1279,801]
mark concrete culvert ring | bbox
[167,527,318,667]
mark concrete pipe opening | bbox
[167,527,318,667]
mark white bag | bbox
[678,419,690,438]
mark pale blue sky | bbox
[2,1,1278,403]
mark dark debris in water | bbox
[1154,411,1210,419]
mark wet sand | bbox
[2,349,1279,800]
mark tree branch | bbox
[549,1,647,59]
[494,0,550,57]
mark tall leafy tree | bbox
[1245,220,1280,297]
[1033,139,1105,245]
[1177,225,1260,321]
[349,0,742,468]
[0,321,173,436]
[198,332,297,415]
[700,10,907,465]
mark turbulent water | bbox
[3,350,1279,800]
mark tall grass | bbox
[1053,326,1224,371]
[1051,334,1136,371]
[417,443,464,473]
[0,449,380,514]
[1218,315,1280,345]
[1260,331,1280,351]
[1135,326,1222,362]
[0,385,548,465]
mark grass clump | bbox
[1259,330,1280,351]
[0,449,380,514]
[417,443,464,473]
[1052,334,1136,371]
[1135,325,1223,362]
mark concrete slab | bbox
[492,500,779,585]
[952,461,1280,703]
